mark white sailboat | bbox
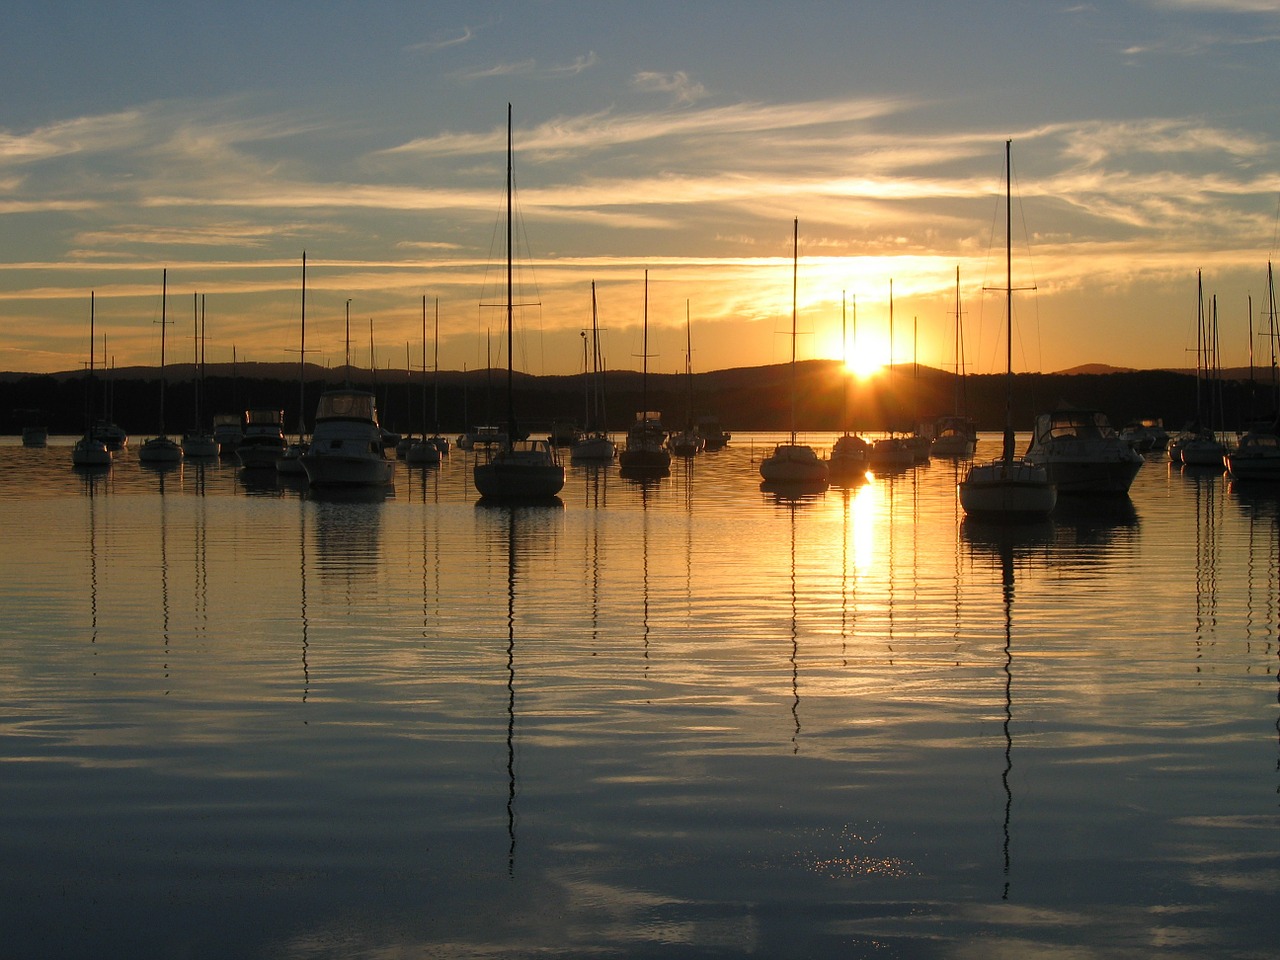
[406,296,442,466]
[278,253,310,475]
[931,267,978,457]
[181,293,219,458]
[759,219,829,487]
[868,279,915,470]
[617,270,671,475]
[138,269,184,465]
[827,290,869,480]
[472,104,565,500]
[668,301,705,457]
[71,292,113,468]
[959,141,1056,520]
[570,281,616,462]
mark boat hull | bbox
[868,438,915,469]
[474,443,565,499]
[405,440,442,466]
[959,460,1057,519]
[569,435,616,462]
[1038,458,1142,495]
[300,453,394,486]
[182,435,219,458]
[71,437,112,467]
[275,444,307,475]
[138,436,183,463]
[759,444,829,485]
[237,441,286,469]
[930,435,976,457]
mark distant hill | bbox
[4,358,1274,435]
[1051,363,1137,375]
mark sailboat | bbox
[1172,273,1228,467]
[472,104,565,500]
[181,293,219,457]
[1226,261,1280,481]
[138,269,184,464]
[759,219,829,487]
[427,298,451,455]
[958,141,1056,520]
[931,267,978,457]
[618,270,672,475]
[71,292,113,468]
[827,290,869,479]
[570,281,616,461]
[406,296,442,465]
[668,301,704,457]
[278,254,310,475]
[868,279,915,469]
[90,338,128,451]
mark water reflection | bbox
[961,519,1053,902]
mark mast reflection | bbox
[961,518,1054,901]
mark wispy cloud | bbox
[631,70,708,105]
[406,25,477,55]
[454,52,599,83]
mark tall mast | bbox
[685,299,693,431]
[433,298,440,433]
[298,253,306,440]
[1002,139,1014,464]
[506,102,516,442]
[642,269,649,414]
[160,268,168,435]
[790,217,798,443]
[427,295,432,437]
[85,291,95,433]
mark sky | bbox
[3,0,1280,380]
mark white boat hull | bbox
[959,460,1057,519]
[182,435,219,458]
[474,442,565,499]
[569,435,616,462]
[138,436,183,463]
[71,437,112,467]
[759,444,829,484]
[301,452,394,486]
[405,440,442,465]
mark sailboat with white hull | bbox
[406,296,442,466]
[931,267,978,457]
[138,269,184,465]
[570,281,616,462]
[959,141,1056,520]
[759,219,828,488]
[472,104,565,501]
[71,292,113,468]
[827,290,869,480]
[618,270,671,475]
[181,293,218,458]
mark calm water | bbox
[1,434,1277,959]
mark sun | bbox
[844,331,891,380]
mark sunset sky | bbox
[3,1,1280,380]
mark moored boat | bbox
[71,292,112,469]
[1023,407,1143,494]
[471,104,564,501]
[236,409,287,469]
[959,141,1056,521]
[138,269,183,466]
[619,271,672,477]
[758,219,827,489]
[300,389,394,487]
